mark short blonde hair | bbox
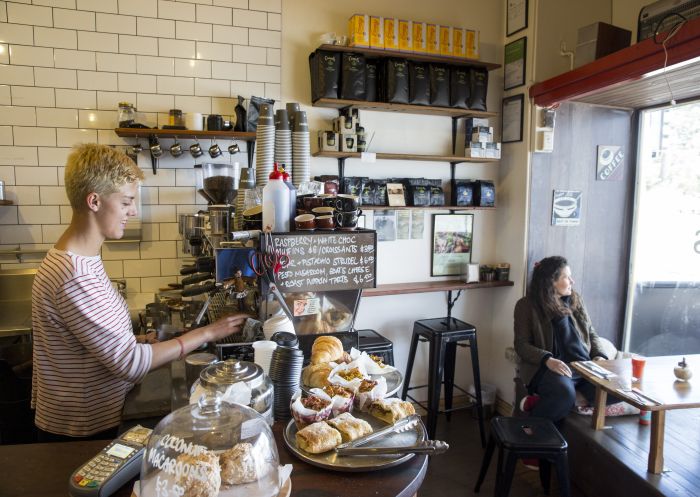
[65,143,144,210]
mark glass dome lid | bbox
[141,393,280,497]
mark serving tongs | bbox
[336,414,422,450]
[335,439,449,456]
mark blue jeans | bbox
[529,369,618,423]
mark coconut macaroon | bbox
[175,449,221,497]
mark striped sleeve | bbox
[56,273,152,383]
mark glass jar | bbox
[118,102,135,127]
[192,359,274,424]
[140,393,280,497]
[169,108,183,127]
[202,162,238,204]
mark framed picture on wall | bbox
[504,37,527,90]
[507,0,529,37]
[502,94,524,143]
[431,213,474,276]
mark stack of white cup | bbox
[252,340,277,375]
[255,103,275,187]
[263,315,295,340]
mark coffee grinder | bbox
[201,162,239,245]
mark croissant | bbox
[302,362,333,388]
[310,336,344,365]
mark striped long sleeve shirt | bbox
[31,248,153,437]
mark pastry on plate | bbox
[325,412,373,443]
[291,393,333,429]
[302,362,333,388]
[368,398,416,424]
[310,335,344,364]
[295,421,342,454]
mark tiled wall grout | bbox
[0,0,280,291]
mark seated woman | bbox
[514,256,616,424]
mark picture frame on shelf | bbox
[502,94,524,143]
[431,213,474,277]
[504,37,527,90]
[507,0,529,37]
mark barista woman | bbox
[31,144,246,442]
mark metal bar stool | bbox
[474,416,570,497]
[357,328,395,366]
[401,316,486,445]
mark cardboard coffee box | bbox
[370,16,384,49]
[453,27,467,57]
[340,133,358,152]
[333,115,357,135]
[385,17,399,50]
[398,19,413,52]
[439,26,453,56]
[348,14,370,48]
[412,21,427,53]
[465,29,480,59]
[426,24,440,54]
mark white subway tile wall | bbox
[0,1,281,294]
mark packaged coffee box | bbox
[439,26,453,56]
[348,14,370,48]
[409,184,431,207]
[398,20,413,52]
[385,18,399,50]
[426,24,440,54]
[412,21,427,53]
[409,61,430,105]
[429,64,450,107]
[317,130,339,152]
[453,180,476,206]
[468,68,488,111]
[429,184,445,206]
[453,28,467,57]
[340,133,358,152]
[474,180,495,207]
[340,52,367,100]
[466,29,480,59]
[385,58,409,104]
[309,50,340,101]
[449,66,470,109]
[370,16,384,49]
[365,59,378,102]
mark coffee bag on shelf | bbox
[449,66,470,109]
[429,64,450,107]
[340,52,367,100]
[468,68,488,111]
[408,61,430,105]
[385,58,409,104]
[309,50,340,101]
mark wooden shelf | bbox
[316,44,501,71]
[312,98,497,118]
[529,17,700,108]
[114,128,256,141]
[0,200,13,206]
[362,279,513,297]
[313,150,499,163]
[360,205,495,211]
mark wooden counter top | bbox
[0,424,428,497]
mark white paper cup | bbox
[253,340,277,374]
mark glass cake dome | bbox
[140,393,280,497]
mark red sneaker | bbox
[522,458,539,470]
[519,394,541,413]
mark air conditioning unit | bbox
[638,0,700,41]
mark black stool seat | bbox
[357,329,395,366]
[474,416,570,497]
[401,317,485,445]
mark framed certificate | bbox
[504,37,527,90]
[502,94,524,143]
[507,0,528,37]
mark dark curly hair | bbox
[528,256,578,318]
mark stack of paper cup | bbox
[263,315,295,340]
[255,103,275,187]
[291,110,310,187]
[252,340,277,375]
[274,109,292,180]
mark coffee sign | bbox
[268,231,377,292]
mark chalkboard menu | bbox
[268,230,377,292]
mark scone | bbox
[295,421,342,454]
[219,442,259,485]
[175,449,221,497]
[325,412,373,443]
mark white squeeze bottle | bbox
[262,163,290,232]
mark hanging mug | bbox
[209,143,222,158]
[190,141,203,158]
[228,142,240,155]
[170,139,183,157]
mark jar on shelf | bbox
[168,108,183,127]
[118,102,135,127]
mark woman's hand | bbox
[204,313,248,342]
[546,357,572,377]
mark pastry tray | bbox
[282,411,426,472]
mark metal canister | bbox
[185,352,217,394]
